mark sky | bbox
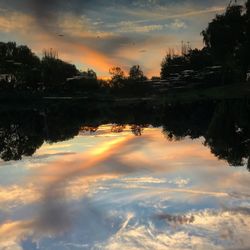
[0,0,245,78]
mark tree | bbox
[0,42,41,89]
[201,3,247,82]
[109,67,125,87]
[41,50,78,88]
[129,65,145,81]
[160,53,188,79]
[186,48,213,70]
[201,4,245,63]
[86,69,97,80]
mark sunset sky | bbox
[0,0,245,77]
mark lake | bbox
[0,99,249,250]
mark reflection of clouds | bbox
[191,209,250,248]
[0,136,137,248]
[121,177,166,184]
[105,186,228,206]
[0,128,250,249]
[0,220,34,250]
[0,184,39,209]
[99,208,250,250]
[168,177,190,188]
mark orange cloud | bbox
[0,10,116,75]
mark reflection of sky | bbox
[0,125,250,249]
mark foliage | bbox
[86,69,97,80]
[129,65,146,81]
[0,42,41,87]
[201,5,245,61]
[201,1,250,79]
[160,48,213,79]
[109,67,125,87]
[41,50,78,88]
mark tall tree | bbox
[129,65,145,81]
[201,4,245,62]
[109,67,125,87]
[41,50,78,87]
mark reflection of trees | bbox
[80,126,99,133]
[161,100,250,169]
[0,99,250,169]
[0,101,162,161]
[131,125,148,136]
[0,103,85,161]
[0,111,44,161]
[111,125,126,133]
[205,100,250,166]
[162,101,215,140]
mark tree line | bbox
[0,44,78,89]
[0,41,149,94]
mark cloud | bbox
[168,177,190,187]
[99,208,250,250]
[168,19,187,29]
[0,11,33,33]
[121,177,166,184]
[109,21,164,33]
[124,5,227,22]
[113,20,186,35]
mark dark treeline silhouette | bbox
[107,65,150,96]
[0,99,250,171]
[161,0,250,84]
[0,42,100,93]
[0,41,151,96]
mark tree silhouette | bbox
[202,4,244,62]
[186,48,213,70]
[0,42,41,88]
[129,65,146,81]
[201,3,247,82]
[109,67,125,87]
[161,53,188,79]
[41,50,78,88]
[205,100,250,166]
[86,69,97,80]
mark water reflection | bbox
[0,127,250,249]
[0,99,249,169]
[0,100,250,249]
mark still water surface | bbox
[0,123,250,250]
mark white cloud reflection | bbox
[0,127,249,249]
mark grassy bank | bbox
[162,82,250,102]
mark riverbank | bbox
[0,82,249,106]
